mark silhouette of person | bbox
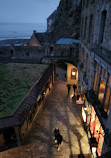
[54,128,60,143]
[72,94,76,104]
[57,133,63,151]
[73,84,77,93]
[67,84,71,95]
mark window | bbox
[25,52,30,56]
[85,54,88,72]
[104,87,111,112]
[96,63,101,74]
[10,49,14,57]
[80,48,85,63]
[82,0,85,10]
[101,67,107,80]
[98,10,107,44]
[81,18,83,37]
[70,47,75,55]
[108,75,111,86]
[0,51,3,54]
[88,15,93,43]
[94,72,99,94]
[84,17,87,39]
[86,0,88,7]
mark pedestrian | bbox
[54,128,60,143]
[56,133,63,151]
[73,84,77,94]
[67,84,71,95]
[72,94,76,104]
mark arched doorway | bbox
[55,62,78,84]
[56,62,67,81]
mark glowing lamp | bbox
[72,71,75,76]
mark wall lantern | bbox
[72,71,76,76]
[71,68,77,79]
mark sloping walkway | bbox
[0,81,91,158]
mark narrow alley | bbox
[0,79,91,158]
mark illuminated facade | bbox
[79,0,111,157]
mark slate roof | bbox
[56,38,80,45]
[0,64,53,130]
[47,10,57,20]
[34,33,51,45]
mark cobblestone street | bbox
[0,81,91,158]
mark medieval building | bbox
[78,0,111,157]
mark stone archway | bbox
[66,62,78,85]
[55,62,78,85]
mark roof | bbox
[55,38,80,45]
[47,10,57,20]
[34,32,51,45]
[0,64,53,130]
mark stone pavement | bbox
[0,81,91,158]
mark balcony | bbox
[90,44,111,65]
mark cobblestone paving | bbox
[0,81,91,158]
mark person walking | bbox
[67,84,71,95]
[73,84,77,94]
[54,128,60,143]
[56,133,63,151]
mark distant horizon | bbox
[0,22,46,24]
[0,23,47,41]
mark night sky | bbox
[0,0,60,24]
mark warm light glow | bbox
[82,107,87,122]
[72,71,75,75]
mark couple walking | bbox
[67,83,77,95]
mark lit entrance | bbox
[56,62,78,84]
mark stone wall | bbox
[81,0,111,50]
[0,46,45,64]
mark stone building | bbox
[78,0,111,157]
[0,31,52,64]
[55,38,79,57]
[47,10,57,32]
[28,30,51,47]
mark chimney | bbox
[33,30,36,34]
